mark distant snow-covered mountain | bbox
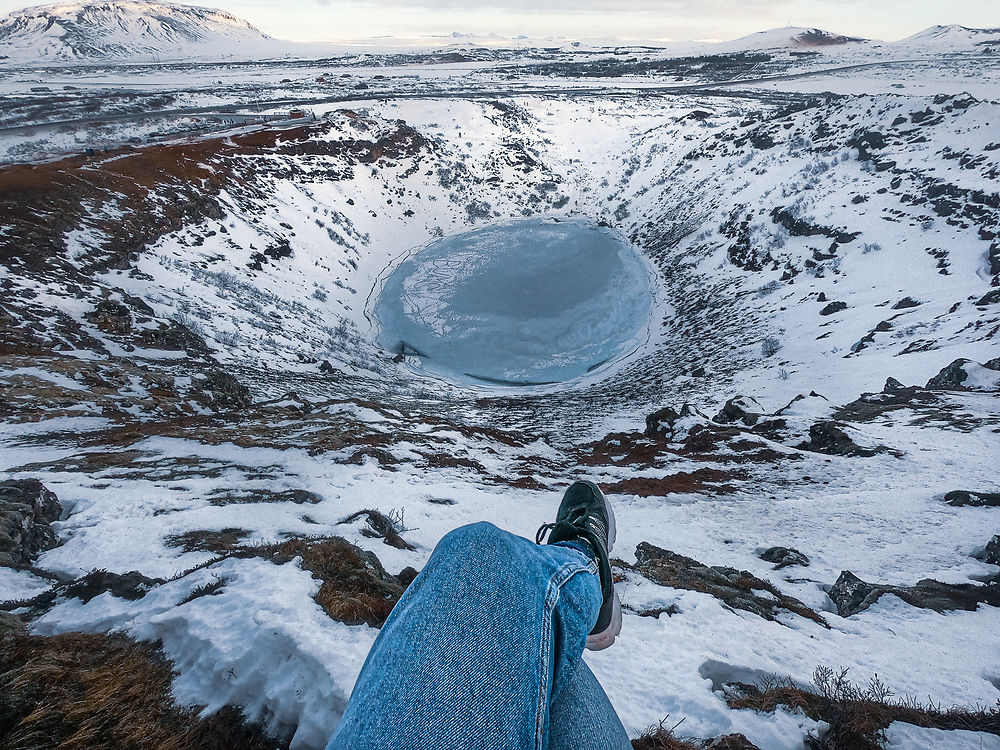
[895,24,1000,51]
[0,1,290,63]
[712,26,868,53]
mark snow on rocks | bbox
[0,479,63,568]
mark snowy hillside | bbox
[897,24,1000,51]
[713,26,868,53]
[1,38,999,750]
[0,0,287,62]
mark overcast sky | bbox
[5,0,1000,43]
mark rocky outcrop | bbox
[0,479,63,568]
[796,421,892,457]
[925,358,1000,391]
[828,570,1000,616]
[193,369,253,410]
[16,569,166,613]
[760,547,810,569]
[624,542,827,627]
[944,490,1000,507]
[980,535,1000,566]
[644,403,710,441]
[714,396,764,426]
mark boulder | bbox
[819,301,847,316]
[138,320,210,355]
[976,288,1000,306]
[829,570,1000,617]
[883,376,907,392]
[797,421,881,457]
[626,542,827,627]
[644,405,681,437]
[760,546,810,569]
[981,535,1000,566]
[645,404,709,441]
[85,300,133,335]
[0,479,63,568]
[714,396,764,426]
[891,297,922,309]
[193,369,253,410]
[925,358,1000,392]
[944,490,1000,507]
[63,569,165,604]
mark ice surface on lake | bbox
[374,218,652,385]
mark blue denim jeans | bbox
[326,521,631,750]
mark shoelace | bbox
[535,507,601,545]
[535,522,556,544]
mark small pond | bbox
[373,217,653,386]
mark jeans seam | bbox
[534,559,596,750]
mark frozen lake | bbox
[374,218,653,385]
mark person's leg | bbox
[548,660,632,750]
[326,521,615,750]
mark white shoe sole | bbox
[583,481,620,651]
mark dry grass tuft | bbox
[261,537,407,627]
[0,620,285,750]
[164,528,251,554]
[728,667,1000,749]
[632,719,703,750]
[631,718,761,749]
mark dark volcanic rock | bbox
[829,570,1000,616]
[645,405,681,437]
[891,297,922,309]
[208,488,323,506]
[944,490,1000,507]
[925,358,1000,392]
[714,396,763,426]
[833,379,939,422]
[63,569,165,603]
[645,404,706,440]
[883,377,907,392]
[625,542,827,627]
[796,421,885,457]
[84,300,133,334]
[139,320,210,356]
[819,301,848,316]
[194,369,253,410]
[760,546,810,569]
[976,288,1000,306]
[0,479,63,567]
[981,535,1000,566]
[926,358,974,390]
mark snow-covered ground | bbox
[2,25,999,750]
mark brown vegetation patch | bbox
[0,116,429,278]
[165,528,251,554]
[579,424,794,473]
[631,720,761,749]
[619,542,827,627]
[261,537,408,627]
[0,618,284,750]
[600,468,743,497]
[727,667,1000,749]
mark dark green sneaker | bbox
[536,480,621,650]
